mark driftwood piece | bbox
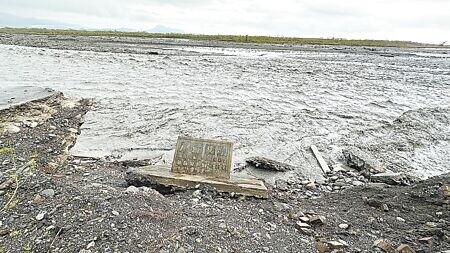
[125,165,268,198]
[310,145,330,174]
[245,157,294,172]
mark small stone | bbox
[41,189,55,198]
[299,217,310,222]
[316,241,331,253]
[218,223,227,229]
[32,195,45,205]
[192,190,202,197]
[352,180,364,186]
[309,215,326,225]
[86,241,95,249]
[338,223,349,229]
[396,217,405,222]
[305,182,317,191]
[4,125,20,134]
[382,203,389,212]
[112,211,119,216]
[425,222,437,228]
[36,212,46,221]
[436,211,443,216]
[327,241,346,250]
[418,236,433,245]
[443,185,450,198]
[125,186,139,194]
[295,222,310,229]
[397,244,416,253]
[68,128,78,134]
[29,122,39,128]
[373,239,396,252]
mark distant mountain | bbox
[148,25,183,34]
[0,12,81,29]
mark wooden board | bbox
[126,165,269,199]
[172,136,233,179]
[310,145,330,174]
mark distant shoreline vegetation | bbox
[0,27,442,48]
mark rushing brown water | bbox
[0,37,449,181]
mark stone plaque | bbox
[172,136,233,179]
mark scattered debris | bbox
[246,156,294,172]
[397,244,415,253]
[373,239,396,252]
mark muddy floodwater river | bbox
[0,35,449,181]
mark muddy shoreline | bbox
[0,94,449,252]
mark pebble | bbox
[218,223,227,229]
[0,172,4,183]
[41,189,55,198]
[36,212,46,221]
[396,217,405,222]
[192,190,202,198]
[86,241,95,249]
[425,222,437,228]
[338,223,349,229]
[305,182,317,191]
[4,125,21,134]
[112,210,119,216]
[352,180,364,186]
[125,186,139,194]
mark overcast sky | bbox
[0,0,449,43]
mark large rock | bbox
[342,148,386,174]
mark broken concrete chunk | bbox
[370,171,416,186]
[397,244,416,253]
[315,240,347,253]
[246,157,294,172]
[125,166,268,198]
[373,239,396,252]
[342,148,386,174]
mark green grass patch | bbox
[0,27,439,48]
[0,148,13,155]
